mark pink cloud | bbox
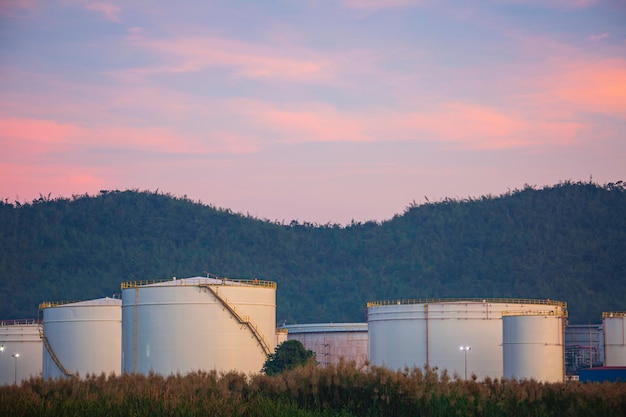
[533,58,626,119]
[494,0,599,9]
[343,0,423,11]
[0,0,38,14]
[0,161,109,202]
[114,35,331,83]
[0,117,82,161]
[0,115,260,162]
[246,103,366,143]
[84,2,121,23]
[381,103,531,149]
[233,99,575,151]
[589,32,610,41]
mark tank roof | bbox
[120,276,277,289]
[39,297,121,310]
[280,323,367,334]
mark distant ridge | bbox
[1,180,624,324]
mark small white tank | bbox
[368,298,566,380]
[603,312,626,366]
[0,320,43,385]
[280,323,368,367]
[121,276,276,376]
[502,311,565,382]
[275,328,289,346]
[40,298,122,379]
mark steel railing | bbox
[38,298,121,310]
[0,319,39,326]
[502,310,568,317]
[603,312,626,318]
[121,277,277,290]
[367,297,567,309]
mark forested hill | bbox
[1,181,624,324]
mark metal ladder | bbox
[199,284,271,356]
[39,326,77,378]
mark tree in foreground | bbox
[262,340,316,375]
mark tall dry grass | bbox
[2,363,625,416]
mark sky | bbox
[1,0,624,225]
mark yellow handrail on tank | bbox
[366,297,567,309]
[121,277,277,290]
[603,312,626,318]
[502,310,568,318]
[38,298,121,310]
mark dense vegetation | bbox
[263,340,316,376]
[0,180,624,324]
[2,364,625,417]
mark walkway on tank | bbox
[367,297,567,309]
[121,276,277,289]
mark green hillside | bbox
[0,180,624,324]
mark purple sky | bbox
[1,0,624,224]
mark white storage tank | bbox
[603,312,626,366]
[502,311,565,382]
[367,298,566,380]
[40,298,122,379]
[0,320,43,385]
[121,276,276,376]
[280,323,368,367]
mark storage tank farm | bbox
[502,311,566,382]
[40,298,122,379]
[280,323,368,367]
[367,298,566,380]
[121,276,276,376]
[603,312,626,366]
[0,320,43,385]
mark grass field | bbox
[2,362,625,416]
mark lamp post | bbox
[459,346,471,380]
[12,353,20,385]
[0,345,5,352]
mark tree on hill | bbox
[262,340,316,375]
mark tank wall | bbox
[503,315,564,382]
[122,282,276,376]
[368,301,562,379]
[428,317,502,380]
[368,304,427,370]
[42,303,121,379]
[0,322,42,385]
[604,317,626,366]
[275,330,288,347]
[285,326,368,367]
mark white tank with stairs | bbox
[121,276,276,375]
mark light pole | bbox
[12,353,20,385]
[459,346,471,380]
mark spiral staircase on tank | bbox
[198,284,272,356]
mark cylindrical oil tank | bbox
[121,276,276,376]
[367,298,566,380]
[40,298,122,379]
[275,328,289,347]
[603,312,626,366]
[502,312,565,382]
[0,320,42,385]
[280,323,368,367]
